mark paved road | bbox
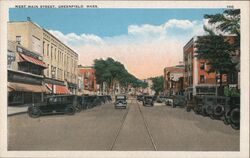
[8,98,239,151]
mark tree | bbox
[204,9,240,50]
[195,9,240,95]
[94,57,147,94]
[151,76,164,95]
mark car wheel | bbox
[28,107,41,118]
[231,123,240,130]
[66,107,75,115]
[213,105,225,116]
[230,108,240,124]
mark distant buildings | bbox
[163,64,184,96]
[78,65,98,95]
[142,79,155,95]
[8,20,78,95]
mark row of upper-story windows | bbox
[42,40,78,71]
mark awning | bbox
[19,53,46,68]
[46,84,70,94]
[8,82,50,93]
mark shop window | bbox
[8,91,23,105]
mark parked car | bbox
[186,95,240,130]
[137,95,144,102]
[156,95,167,103]
[143,95,154,107]
[222,96,240,130]
[28,95,77,118]
[165,95,186,108]
[114,95,127,109]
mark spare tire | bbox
[213,105,224,116]
[230,108,240,124]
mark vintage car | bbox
[203,96,229,119]
[137,95,144,102]
[28,95,77,118]
[143,95,154,107]
[165,95,186,108]
[222,96,240,130]
[114,95,127,109]
[156,95,167,103]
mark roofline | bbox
[43,29,78,57]
[8,21,78,57]
[78,65,94,69]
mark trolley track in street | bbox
[136,100,157,151]
[110,100,130,150]
[110,98,157,151]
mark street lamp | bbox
[51,68,56,95]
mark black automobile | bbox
[143,95,154,107]
[114,95,127,109]
[28,95,77,118]
[137,95,144,102]
[165,95,186,108]
[156,95,167,103]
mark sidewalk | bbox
[8,106,28,116]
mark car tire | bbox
[213,105,225,116]
[231,123,240,130]
[66,106,75,115]
[230,108,240,124]
[28,107,41,118]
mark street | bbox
[8,98,239,151]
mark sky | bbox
[9,8,225,79]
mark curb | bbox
[8,111,27,117]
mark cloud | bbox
[49,19,205,79]
[163,19,197,29]
[49,30,104,46]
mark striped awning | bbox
[19,53,46,68]
[46,84,70,94]
[8,82,50,93]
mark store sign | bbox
[8,71,42,85]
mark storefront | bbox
[8,70,49,106]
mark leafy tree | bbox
[195,9,240,95]
[151,76,164,95]
[204,9,240,50]
[94,57,147,94]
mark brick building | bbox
[78,65,98,95]
[163,64,184,96]
[183,36,238,99]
